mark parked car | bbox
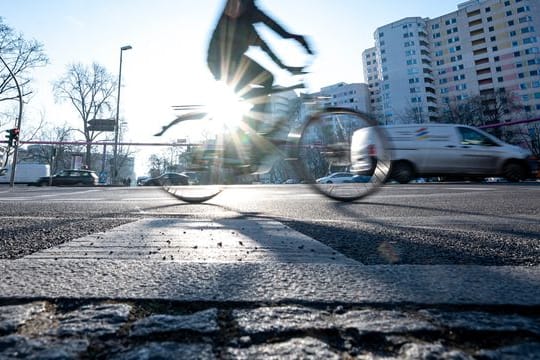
[35,169,98,186]
[346,174,372,183]
[143,172,189,186]
[316,172,355,184]
[136,176,150,186]
[181,171,200,185]
[352,123,533,184]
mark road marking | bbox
[25,218,358,265]
[445,187,494,191]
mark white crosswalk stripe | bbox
[25,218,358,265]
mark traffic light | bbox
[4,128,19,147]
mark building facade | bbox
[316,82,371,113]
[364,0,540,125]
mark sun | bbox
[205,81,253,130]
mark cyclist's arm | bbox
[253,9,313,54]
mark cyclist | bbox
[207,0,313,126]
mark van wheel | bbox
[503,162,526,182]
[391,162,414,184]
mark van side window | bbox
[458,127,497,146]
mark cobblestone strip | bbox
[1,301,539,359]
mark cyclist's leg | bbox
[229,56,274,132]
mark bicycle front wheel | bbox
[291,107,391,201]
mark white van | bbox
[0,163,51,184]
[351,124,532,184]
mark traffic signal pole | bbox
[0,55,23,189]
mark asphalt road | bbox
[1,182,538,266]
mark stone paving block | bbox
[419,309,540,335]
[224,337,341,359]
[109,342,215,360]
[0,334,89,359]
[398,343,473,360]
[475,342,540,360]
[48,303,132,337]
[0,302,47,334]
[335,309,439,334]
[232,306,333,334]
[130,308,219,336]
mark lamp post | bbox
[112,45,132,184]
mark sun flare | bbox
[206,82,253,130]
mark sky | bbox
[2,0,462,174]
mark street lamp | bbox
[112,45,132,184]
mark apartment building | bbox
[363,0,540,125]
[316,82,371,113]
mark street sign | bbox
[88,119,115,132]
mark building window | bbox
[506,11,513,16]
[498,77,504,82]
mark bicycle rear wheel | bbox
[291,107,390,201]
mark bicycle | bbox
[154,77,391,203]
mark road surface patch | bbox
[24,218,357,264]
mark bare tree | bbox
[439,90,524,128]
[400,104,428,124]
[0,17,48,122]
[53,62,116,169]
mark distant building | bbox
[363,0,540,124]
[313,82,371,113]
